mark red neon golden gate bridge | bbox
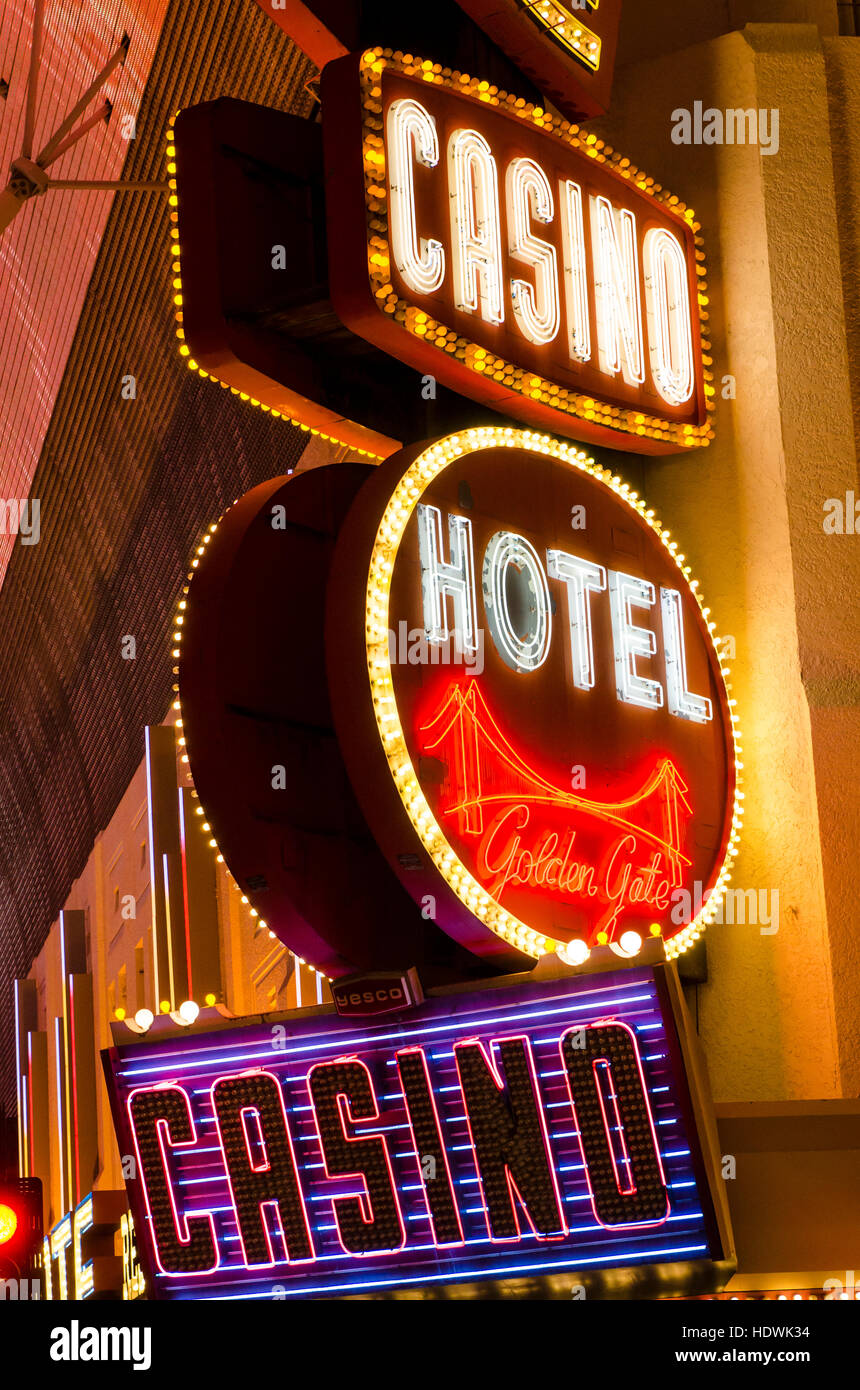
[420,680,692,886]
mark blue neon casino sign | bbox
[103,964,731,1299]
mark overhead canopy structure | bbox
[0,0,316,1111]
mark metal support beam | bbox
[46,179,167,191]
[22,0,45,160]
[36,32,128,167]
[40,99,111,169]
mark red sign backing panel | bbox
[455,0,623,119]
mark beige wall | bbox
[592,6,860,1100]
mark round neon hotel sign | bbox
[327,426,741,965]
[178,428,740,977]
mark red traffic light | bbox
[0,1180,42,1271]
[0,1204,18,1245]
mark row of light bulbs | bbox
[558,930,650,967]
[115,998,210,1033]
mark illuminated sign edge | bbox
[340,425,741,963]
[167,109,399,463]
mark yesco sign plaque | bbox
[328,428,741,967]
[103,963,733,1299]
[324,50,713,456]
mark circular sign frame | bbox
[327,425,742,966]
[174,465,517,984]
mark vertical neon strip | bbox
[144,726,161,1007]
[14,987,23,1176]
[69,977,81,1206]
[163,853,176,1007]
[54,1017,66,1219]
[177,792,194,999]
[20,1072,29,1179]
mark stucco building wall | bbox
[593,3,859,1100]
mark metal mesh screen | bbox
[0,0,315,1112]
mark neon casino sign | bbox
[327,427,741,966]
[103,962,733,1299]
[323,49,712,456]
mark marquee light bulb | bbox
[134,1009,154,1032]
[558,938,590,966]
[178,1000,199,1025]
[619,930,643,956]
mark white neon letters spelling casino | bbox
[386,96,696,407]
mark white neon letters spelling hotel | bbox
[386,97,696,406]
[416,504,713,721]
